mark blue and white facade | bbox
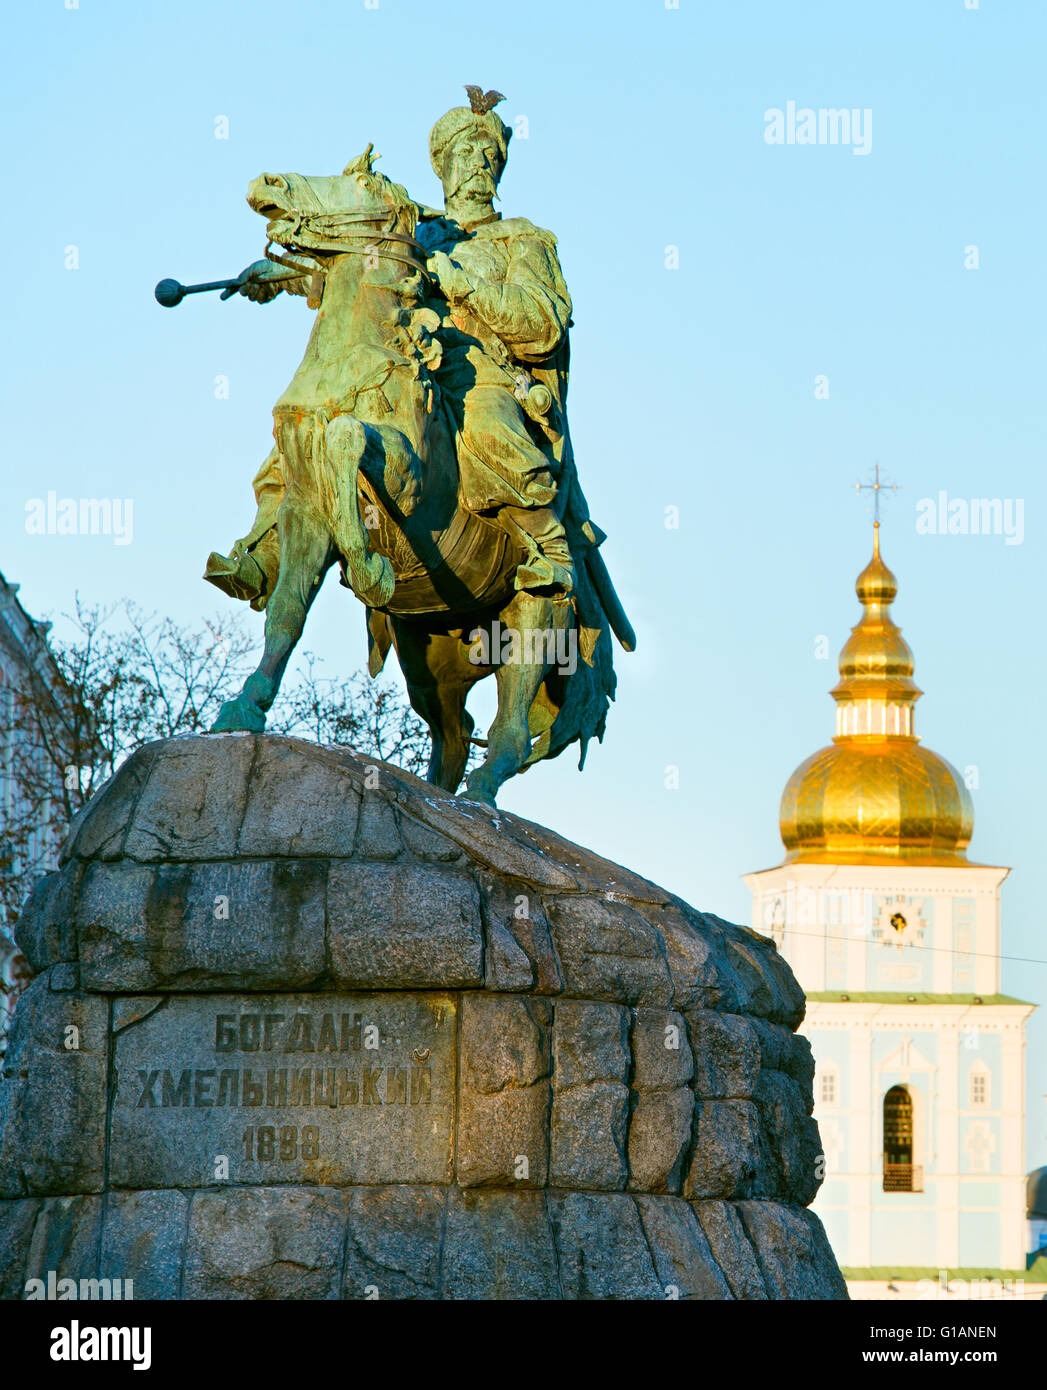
[743,860,1032,1271]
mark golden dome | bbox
[779,526,974,865]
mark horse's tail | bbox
[525,543,617,770]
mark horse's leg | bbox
[212,501,334,732]
[464,592,571,806]
[391,621,480,793]
[325,415,395,608]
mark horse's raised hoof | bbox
[211,696,267,733]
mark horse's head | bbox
[246,145,418,256]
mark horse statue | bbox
[198,148,633,806]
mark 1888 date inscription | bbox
[110,993,456,1188]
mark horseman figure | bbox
[420,90,575,596]
[200,88,634,805]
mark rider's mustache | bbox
[446,165,498,201]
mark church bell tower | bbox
[743,517,1033,1284]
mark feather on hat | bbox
[429,85,512,177]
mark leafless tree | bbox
[0,597,443,1054]
[269,653,431,770]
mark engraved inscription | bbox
[242,1124,320,1161]
[134,1064,433,1109]
[110,993,456,1188]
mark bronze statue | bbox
[170,89,634,805]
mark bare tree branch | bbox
[1,597,443,1057]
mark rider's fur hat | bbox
[429,86,512,180]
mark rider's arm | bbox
[231,257,311,302]
[448,236,572,361]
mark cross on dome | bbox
[854,463,899,538]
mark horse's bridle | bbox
[264,208,432,295]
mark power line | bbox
[774,926,1047,971]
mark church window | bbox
[969,1065,990,1108]
[819,1066,838,1106]
[883,1085,921,1192]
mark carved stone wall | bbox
[0,735,847,1300]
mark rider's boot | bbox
[503,506,574,594]
[204,548,266,603]
[203,530,280,611]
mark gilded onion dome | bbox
[779,526,974,865]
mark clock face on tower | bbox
[872,895,928,950]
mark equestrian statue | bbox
[159,87,635,805]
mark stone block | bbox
[553,999,631,1089]
[14,862,81,972]
[550,1001,629,1190]
[404,796,579,889]
[237,737,360,857]
[686,1009,761,1099]
[0,1198,40,1297]
[750,1016,785,1071]
[496,819,669,904]
[478,873,562,994]
[632,1007,694,1089]
[747,935,807,1029]
[397,812,463,862]
[353,791,404,859]
[544,895,672,1006]
[101,1189,191,1299]
[627,1088,694,1194]
[21,1195,104,1289]
[755,1071,823,1204]
[550,1192,663,1299]
[660,901,750,1013]
[0,976,108,1197]
[649,902,731,1012]
[477,873,537,992]
[781,1031,817,1098]
[183,1187,350,1299]
[735,1200,849,1300]
[484,918,536,992]
[75,860,154,981]
[123,734,256,861]
[342,1186,445,1300]
[78,859,326,992]
[458,995,551,1188]
[61,741,163,863]
[691,1199,768,1299]
[327,863,483,987]
[682,1100,761,1199]
[718,925,805,1028]
[553,1082,629,1191]
[634,1194,734,1299]
[442,1189,559,1299]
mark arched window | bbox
[883,1085,921,1192]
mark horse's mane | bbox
[361,171,415,218]
[343,145,417,228]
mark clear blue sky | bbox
[2,0,1044,1165]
